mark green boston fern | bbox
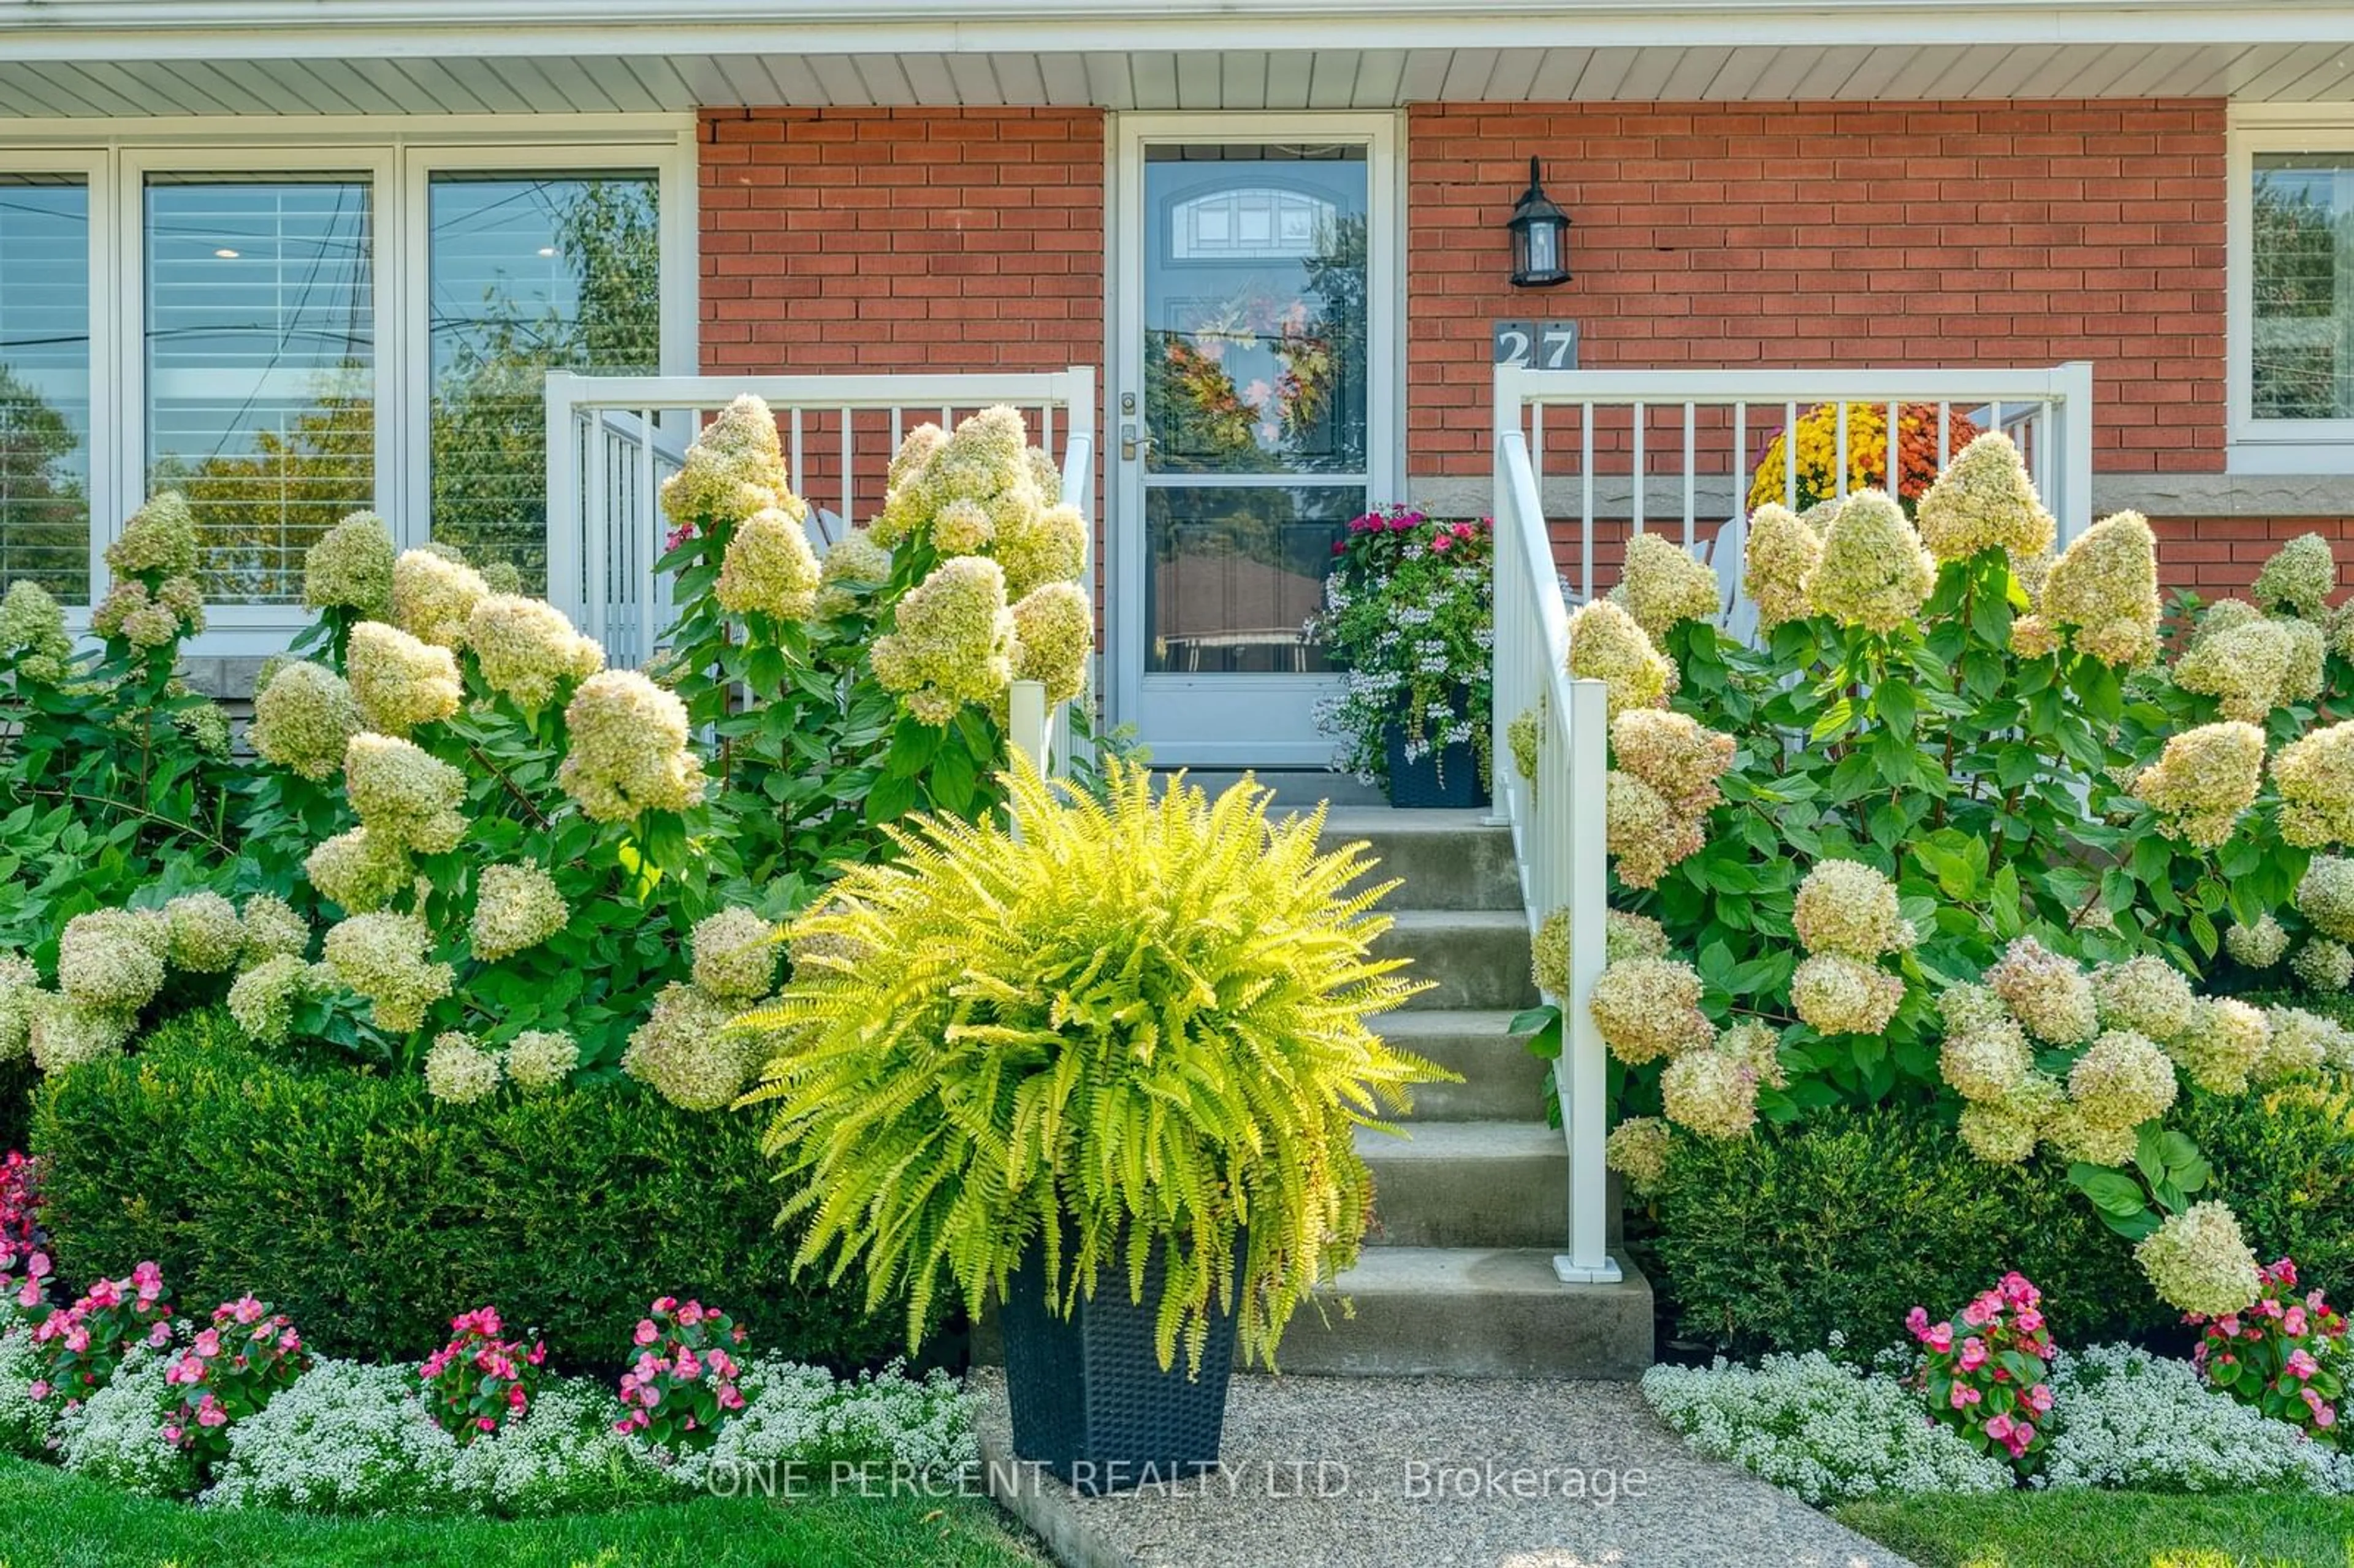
[742,761,1450,1374]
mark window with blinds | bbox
[145,175,375,604]
[0,176,91,604]
[429,172,660,595]
[2252,154,2354,422]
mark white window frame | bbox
[0,115,696,652]
[2228,107,2354,473]
[0,148,113,611]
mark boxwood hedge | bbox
[29,1011,915,1370]
[1649,1079,2354,1357]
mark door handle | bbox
[1120,422,1156,462]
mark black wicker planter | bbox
[999,1232,1241,1494]
[1383,722,1490,809]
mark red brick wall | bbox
[701,107,1103,378]
[2151,517,2354,599]
[1408,100,2228,479]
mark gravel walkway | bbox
[972,1369,1916,1568]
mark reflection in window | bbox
[2253,155,2354,420]
[1143,145,1368,477]
[1145,485,1360,674]
[430,173,660,594]
[146,176,375,604]
[0,177,92,604]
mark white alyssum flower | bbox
[58,1346,197,1498]
[657,1357,977,1490]
[200,1359,461,1515]
[0,1325,57,1459]
[448,1378,671,1517]
[1639,1351,2013,1505]
[2038,1343,2354,1494]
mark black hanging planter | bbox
[1382,721,1490,810]
[999,1230,1241,1495]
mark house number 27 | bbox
[1493,321,1579,370]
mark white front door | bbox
[1108,114,1399,766]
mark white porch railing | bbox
[543,366,1095,775]
[1499,362,2095,636]
[1490,362,2098,1284]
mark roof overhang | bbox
[11,2,2354,116]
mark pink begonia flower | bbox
[679,1303,704,1326]
[2027,1383,2055,1414]
[528,1342,547,1367]
[718,1385,745,1411]
[1960,1299,1994,1329]
[1958,1338,1988,1372]
[634,1320,660,1347]
[2310,1288,2329,1312]
[676,1350,703,1380]
[192,1328,220,1358]
[639,1386,660,1408]
[710,1350,736,1380]
[232,1296,264,1325]
[613,1418,636,1435]
[1948,1383,1981,1409]
[162,1424,182,1445]
[85,1279,121,1309]
[26,1381,47,1402]
[197,1401,227,1428]
[1984,1412,2014,1443]
[2258,1297,2286,1320]
[477,1417,497,1433]
[2273,1258,2300,1288]
[1904,1307,1930,1342]
[26,1252,47,1278]
[2013,1309,2044,1336]
[652,1296,677,1314]
[1925,1324,1953,1353]
[2218,1316,2241,1338]
[147,1320,171,1347]
[2288,1349,2321,1381]
[2287,1306,2310,1336]
[636,1352,663,1379]
[507,1385,527,1411]
[63,1326,88,1353]
[2000,1272,2038,1306]
[16,1283,40,1309]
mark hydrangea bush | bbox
[1540,426,2352,1320]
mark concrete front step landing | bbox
[1282,1246,1653,1379]
[1355,1121,1564,1249]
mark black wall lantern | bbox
[1507,155,1571,288]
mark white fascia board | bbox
[12,2,2354,61]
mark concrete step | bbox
[1175,769,1388,810]
[1357,1121,1563,1249]
[1277,1246,1654,1379]
[1371,909,1537,1011]
[1372,1009,1548,1122]
[1319,807,1520,911]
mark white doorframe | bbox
[1105,110,1404,766]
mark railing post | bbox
[2056,360,2096,546]
[1556,674,1622,1285]
[543,371,584,626]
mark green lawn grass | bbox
[1834,1490,2354,1568]
[0,1455,1048,1568]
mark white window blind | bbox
[145,175,374,604]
